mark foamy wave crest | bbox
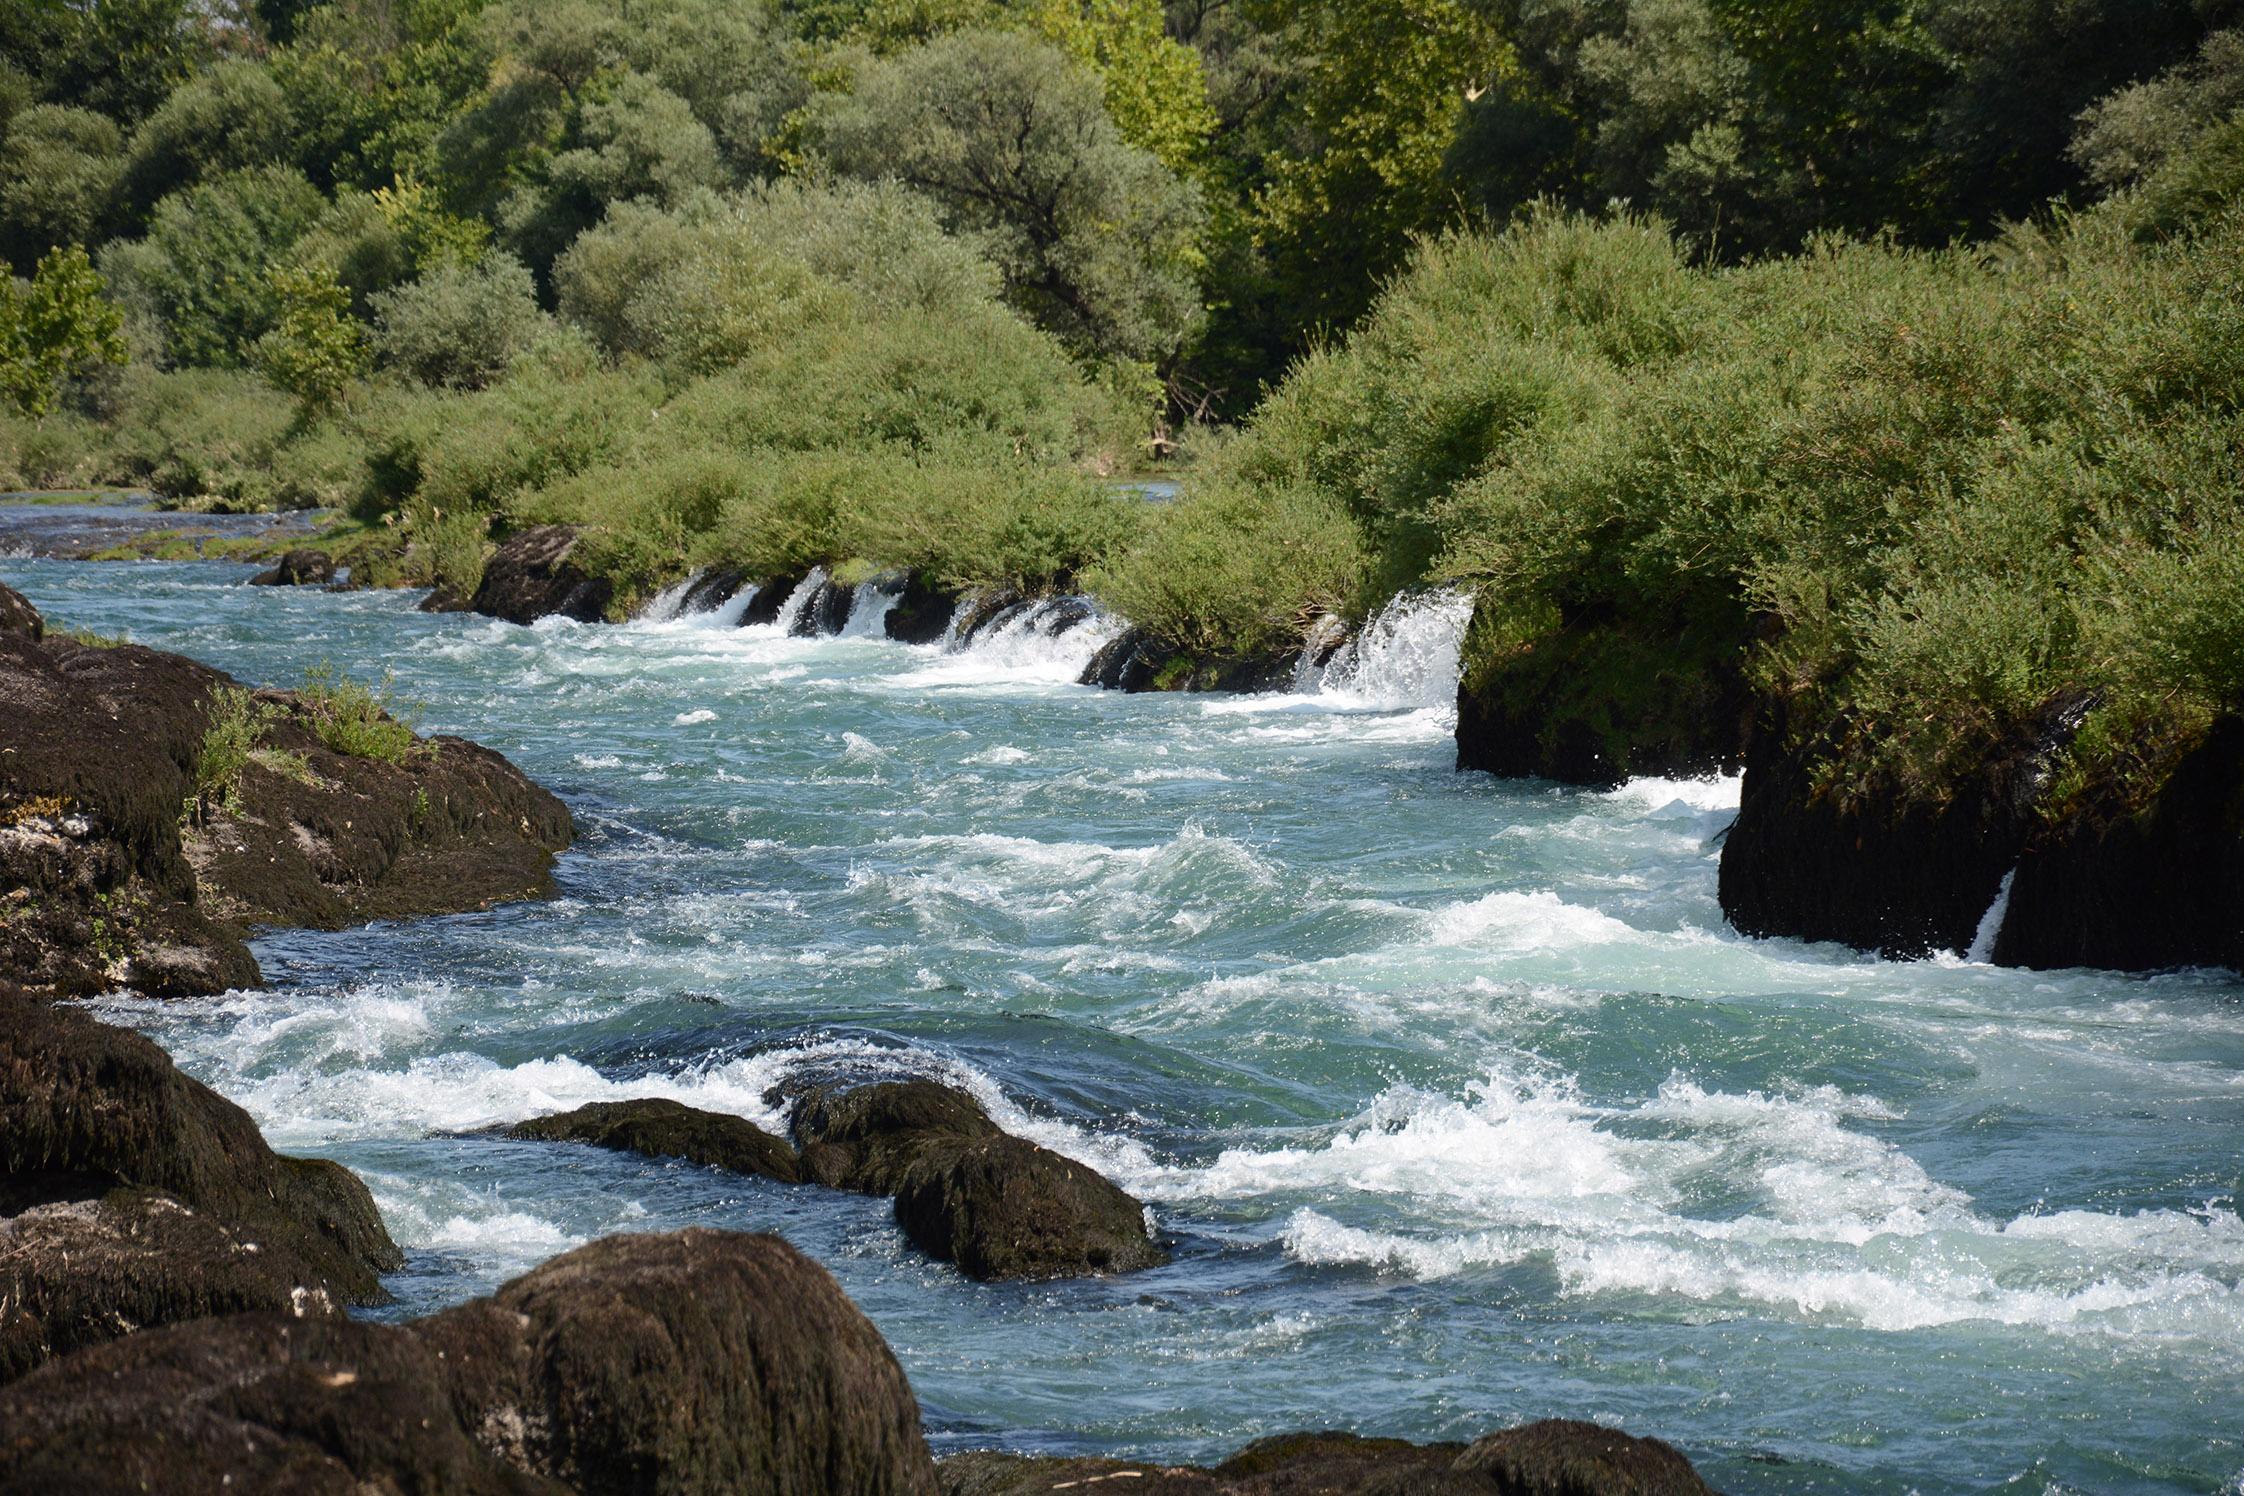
[1157,1068,2244,1345]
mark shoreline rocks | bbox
[1718,695,2244,971]
[246,548,336,587]
[505,1098,803,1184]
[0,580,573,998]
[1,992,401,1381]
[470,525,613,625]
[0,1227,941,1496]
[1078,627,1296,694]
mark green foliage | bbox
[0,105,124,274]
[371,253,550,389]
[813,28,1207,363]
[1026,0,1217,173]
[299,663,424,763]
[0,244,127,419]
[118,59,291,218]
[254,263,369,414]
[191,685,280,825]
[102,166,326,368]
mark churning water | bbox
[10,557,2242,1495]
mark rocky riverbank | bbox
[0,580,572,997]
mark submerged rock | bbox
[791,574,856,636]
[935,1423,1715,1494]
[505,1098,802,1183]
[247,549,335,587]
[788,1078,1166,1281]
[0,1228,939,1496]
[0,582,571,997]
[470,525,613,625]
[0,993,400,1380]
[741,570,805,628]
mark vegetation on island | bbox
[2,0,2241,809]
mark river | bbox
[8,555,2241,1494]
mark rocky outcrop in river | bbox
[1720,697,2244,970]
[470,525,614,625]
[504,1080,1167,1283]
[1,991,400,1381]
[0,581,572,997]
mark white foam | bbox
[889,596,1121,690]
[673,708,717,726]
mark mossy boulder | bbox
[0,1229,938,1495]
[787,1078,1165,1281]
[471,526,613,625]
[0,993,400,1380]
[0,590,571,997]
[247,549,336,587]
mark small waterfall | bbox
[637,571,701,623]
[1291,613,1349,690]
[923,595,1119,683]
[701,581,759,628]
[767,566,828,633]
[1964,867,2017,964]
[1308,588,1473,710]
[839,580,900,638]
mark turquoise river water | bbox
[7,556,2242,1494]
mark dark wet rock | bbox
[418,580,475,613]
[471,525,613,625]
[414,1228,939,1495]
[741,570,806,628]
[0,1184,346,1386]
[791,574,855,637]
[0,1311,544,1496]
[505,1098,801,1184]
[787,1079,1164,1281]
[0,614,571,997]
[1720,722,2026,959]
[0,993,399,1380]
[1454,1419,1716,1495]
[952,590,1028,644]
[891,1132,1166,1281]
[678,567,750,617]
[1718,694,2091,960]
[0,584,40,641]
[0,1228,940,1495]
[1454,601,1751,788]
[1994,715,2244,971]
[935,1423,1712,1494]
[248,549,336,587]
[1079,627,1292,694]
[885,573,961,645]
[789,1078,1002,1194]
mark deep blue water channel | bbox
[9,556,2242,1495]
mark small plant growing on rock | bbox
[300,664,424,764]
[190,686,278,825]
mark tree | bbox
[1244,0,1503,332]
[117,59,292,219]
[1026,0,1218,172]
[254,263,370,413]
[372,253,551,389]
[0,105,124,274]
[0,244,127,418]
[814,29,1207,364]
[101,165,327,367]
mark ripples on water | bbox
[10,558,2242,1495]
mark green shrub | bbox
[298,663,423,762]
[190,685,278,823]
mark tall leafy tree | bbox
[0,244,127,417]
